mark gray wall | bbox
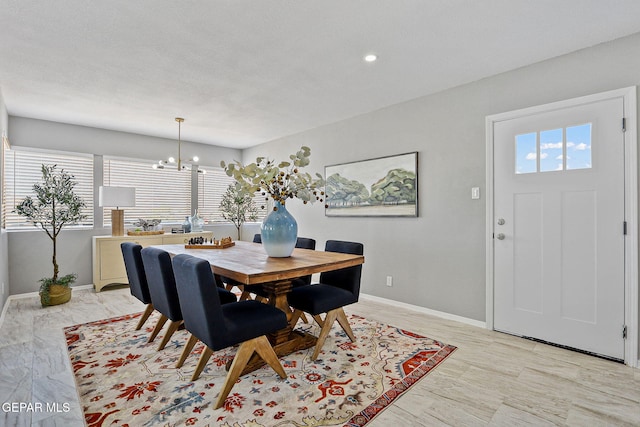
[9,116,241,165]
[6,118,242,294]
[243,32,640,336]
[0,88,8,309]
[7,224,239,294]
[4,32,640,353]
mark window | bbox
[515,132,537,174]
[566,124,592,170]
[515,123,592,174]
[3,147,94,229]
[540,128,563,172]
[197,167,234,223]
[103,158,191,225]
[197,167,267,223]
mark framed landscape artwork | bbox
[325,152,418,217]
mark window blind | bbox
[103,158,191,226]
[197,167,235,223]
[2,148,94,229]
[197,167,266,223]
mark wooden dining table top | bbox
[153,241,365,285]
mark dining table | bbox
[154,240,365,374]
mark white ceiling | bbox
[2,1,640,149]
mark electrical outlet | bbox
[386,276,393,287]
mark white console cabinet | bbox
[92,232,213,292]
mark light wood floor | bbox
[1,287,638,426]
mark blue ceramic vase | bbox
[261,201,298,257]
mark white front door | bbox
[493,96,626,360]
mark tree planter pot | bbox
[41,284,72,307]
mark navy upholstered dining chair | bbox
[290,237,316,287]
[120,242,154,330]
[141,247,238,358]
[287,240,364,360]
[243,236,317,301]
[175,263,237,369]
[220,233,263,300]
[140,247,185,351]
[172,253,288,409]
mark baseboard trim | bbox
[0,295,11,331]
[360,293,486,329]
[0,284,94,329]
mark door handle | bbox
[496,233,505,240]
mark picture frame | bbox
[325,152,418,217]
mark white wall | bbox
[0,88,8,309]
[6,118,242,294]
[244,32,640,339]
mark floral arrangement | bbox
[221,146,325,209]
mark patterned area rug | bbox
[65,311,456,427]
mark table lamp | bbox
[99,186,136,236]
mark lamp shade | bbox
[99,186,136,208]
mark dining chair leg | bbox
[191,346,214,381]
[311,310,338,361]
[255,335,287,378]
[157,320,183,351]
[289,309,303,328]
[215,335,285,409]
[148,314,168,343]
[215,339,256,409]
[300,312,309,324]
[135,304,155,330]
[239,290,252,301]
[312,314,325,328]
[176,334,199,368]
[335,308,356,342]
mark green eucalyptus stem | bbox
[221,146,326,209]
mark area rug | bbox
[65,311,456,427]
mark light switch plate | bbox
[471,187,480,200]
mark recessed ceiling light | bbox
[364,54,377,62]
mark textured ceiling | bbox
[2,0,640,149]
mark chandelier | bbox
[153,117,204,173]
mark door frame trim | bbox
[485,87,638,367]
